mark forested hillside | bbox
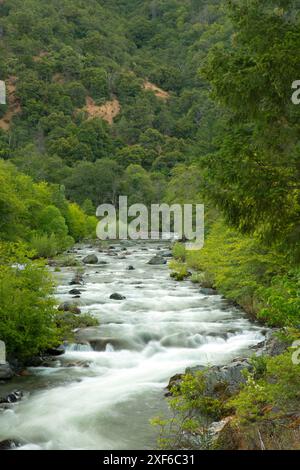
[0,0,300,451]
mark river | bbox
[0,242,265,450]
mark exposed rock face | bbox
[187,359,252,395]
[110,293,126,300]
[264,331,289,357]
[167,358,253,399]
[148,255,167,265]
[83,254,98,264]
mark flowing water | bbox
[0,242,265,450]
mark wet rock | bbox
[127,265,135,271]
[162,250,173,258]
[0,390,23,405]
[99,260,108,265]
[200,288,218,296]
[148,255,167,266]
[58,301,81,315]
[69,289,81,295]
[69,273,84,286]
[45,345,65,356]
[110,293,126,301]
[0,363,13,380]
[0,439,22,450]
[83,254,98,265]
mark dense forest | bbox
[0,0,300,451]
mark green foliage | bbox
[56,312,98,341]
[30,233,60,258]
[0,242,59,359]
[201,0,300,259]
[228,352,300,424]
[152,372,223,449]
[185,220,291,320]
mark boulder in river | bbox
[0,390,23,405]
[58,301,81,315]
[148,255,167,266]
[45,345,65,356]
[110,293,126,301]
[0,439,22,450]
[127,265,135,271]
[83,254,98,265]
[69,289,82,295]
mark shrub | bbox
[30,233,59,258]
[0,242,59,360]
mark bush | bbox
[152,372,223,450]
[30,233,59,258]
[0,242,59,360]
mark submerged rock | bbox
[127,265,135,271]
[148,255,167,266]
[83,254,98,264]
[110,293,126,300]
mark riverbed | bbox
[0,242,265,450]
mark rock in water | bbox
[69,289,82,295]
[0,440,22,450]
[45,345,65,356]
[127,265,135,271]
[69,274,84,285]
[148,255,167,265]
[58,301,81,315]
[110,293,126,301]
[0,390,23,405]
[83,254,98,264]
